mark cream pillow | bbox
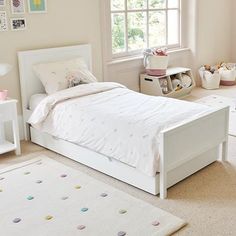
[33,58,96,94]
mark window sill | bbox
[106,48,191,66]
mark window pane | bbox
[149,11,166,47]
[127,0,147,10]
[168,10,179,45]
[168,0,179,8]
[149,0,166,9]
[128,12,147,50]
[111,13,126,53]
[111,0,125,11]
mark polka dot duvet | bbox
[29,82,211,177]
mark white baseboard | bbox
[5,115,24,141]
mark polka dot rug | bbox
[0,155,186,236]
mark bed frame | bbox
[18,44,229,199]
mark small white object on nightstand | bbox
[0,99,21,155]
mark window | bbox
[110,0,181,57]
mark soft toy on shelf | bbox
[204,64,220,74]
[159,78,169,94]
[66,72,81,87]
[175,84,183,91]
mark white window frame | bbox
[103,0,181,60]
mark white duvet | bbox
[29,82,211,176]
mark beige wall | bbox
[232,0,236,61]
[196,0,232,68]
[0,0,103,113]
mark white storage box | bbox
[140,67,195,98]
[199,68,220,89]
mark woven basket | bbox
[199,68,220,90]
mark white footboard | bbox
[159,106,229,199]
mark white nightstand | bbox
[0,99,21,155]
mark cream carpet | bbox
[0,155,186,236]
[196,95,236,136]
[1,139,236,236]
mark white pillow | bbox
[29,93,47,110]
[33,58,97,94]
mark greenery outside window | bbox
[110,0,181,57]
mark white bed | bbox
[18,44,229,199]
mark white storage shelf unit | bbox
[140,67,196,98]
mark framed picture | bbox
[11,0,25,14]
[28,0,47,13]
[0,0,6,7]
[11,18,26,31]
[0,11,8,31]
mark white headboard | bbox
[18,44,92,140]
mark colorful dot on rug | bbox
[61,196,69,200]
[77,225,86,230]
[152,221,160,226]
[27,196,34,200]
[13,218,21,223]
[81,208,88,212]
[117,231,126,236]
[45,215,53,220]
[119,209,127,214]
[75,185,81,189]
